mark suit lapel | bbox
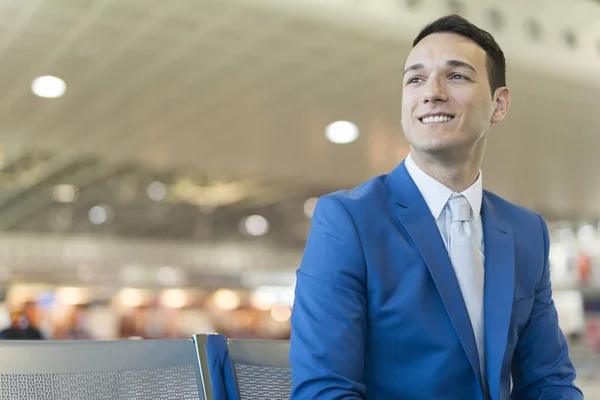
[481,194,515,400]
[388,162,483,390]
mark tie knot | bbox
[449,195,471,222]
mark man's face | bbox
[401,32,507,159]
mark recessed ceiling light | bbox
[89,205,111,225]
[147,181,166,201]
[325,121,359,144]
[31,75,66,98]
[53,184,78,203]
[241,215,269,237]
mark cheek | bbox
[400,109,409,127]
[480,104,496,125]
[400,100,414,123]
[462,102,492,125]
[401,110,409,123]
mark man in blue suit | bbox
[289,15,582,400]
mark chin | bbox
[411,139,465,157]
[413,137,455,151]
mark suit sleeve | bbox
[289,195,367,400]
[510,214,583,399]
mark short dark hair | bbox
[413,15,506,94]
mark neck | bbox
[409,147,484,193]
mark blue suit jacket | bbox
[289,161,582,400]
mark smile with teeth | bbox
[420,115,455,124]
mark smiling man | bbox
[289,15,582,400]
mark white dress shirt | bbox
[404,153,486,377]
[404,153,484,261]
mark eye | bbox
[407,76,423,84]
[450,74,467,80]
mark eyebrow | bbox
[403,60,477,76]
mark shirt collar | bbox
[404,153,483,220]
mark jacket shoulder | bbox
[323,174,391,209]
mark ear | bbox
[491,87,510,123]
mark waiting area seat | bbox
[193,333,291,400]
[0,335,292,399]
[0,339,204,399]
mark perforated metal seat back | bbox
[228,339,291,400]
[0,339,204,400]
[233,363,292,400]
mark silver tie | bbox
[448,195,487,394]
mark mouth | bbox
[418,114,455,124]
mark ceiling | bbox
[0,0,598,251]
[0,147,317,245]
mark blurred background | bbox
[0,0,598,395]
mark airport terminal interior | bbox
[0,0,599,396]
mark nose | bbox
[423,76,448,104]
